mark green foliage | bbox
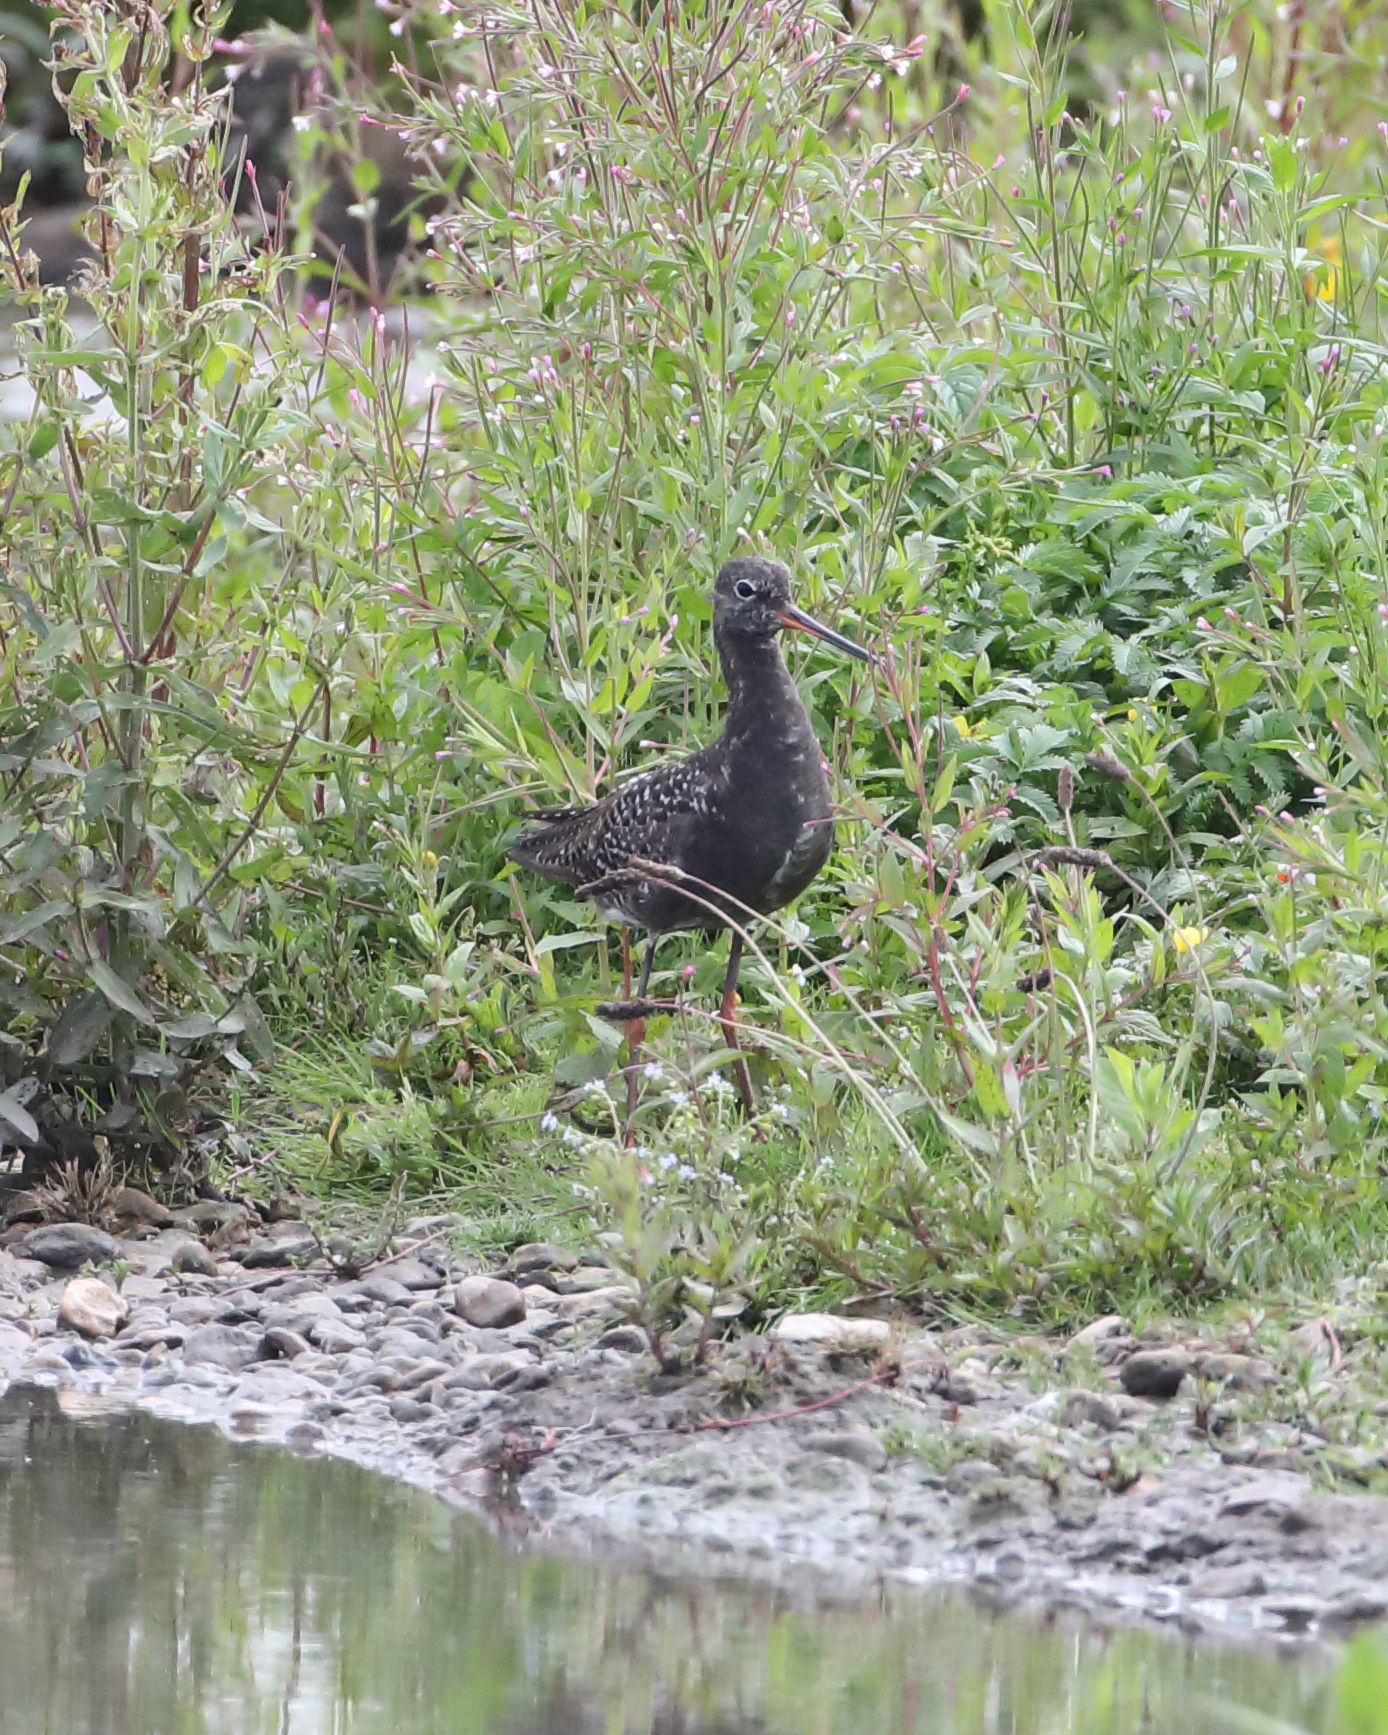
[7,0,1388,1325]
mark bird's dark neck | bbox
[716,628,807,740]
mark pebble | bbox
[1119,1348,1192,1400]
[1059,1388,1126,1431]
[806,1427,889,1472]
[347,1276,413,1308]
[21,1224,122,1269]
[0,1321,33,1367]
[172,1201,249,1232]
[372,1256,446,1291]
[596,1325,648,1354]
[1196,1352,1277,1391]
[768,1313,893,1350]
[108,1186,174,1231]
[552,1286,635,1321]
[555,1266,624,1295]
[1069,1315,1129,1348]
[445,1351,535,1390]
[453,1275,526,1329]
[939,1358,1003,1405]
[384,1358,452,1393]
[261,1327,313,1359]
[58,1277,129,1338]
[510,1242,578,1275]
[182,1324,264,1372]
[240,1223,319,1268]
[310,1321,368,1356]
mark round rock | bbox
[453,1275,526,1330]
[21,1223,122,1270]
[58,1276,129,1338]
[1120,1347,1192,1400]
[182,1323,263,1371]
[768,1312,893,1351]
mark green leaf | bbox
[87,960,158,1027]
[48,992,116,1066]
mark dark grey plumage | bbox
[508,558,870,941]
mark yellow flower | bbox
[1170,925,1209,954]
[1304,234,1342,304]
[423,850,438,869]
[952,715,975,739]
[1126,707,1139,723]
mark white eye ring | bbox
[734,579,756,600]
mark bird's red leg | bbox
[620,934,656,1144]
[717,932,757,1118]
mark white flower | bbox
[539,1111,559,1133]
[642,1061,664,1080]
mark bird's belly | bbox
[693,807,835,920]
[760,816,835,909]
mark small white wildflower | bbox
[539,1111,559,1133]
[642,1061,664,1080]
[667,1090,689,1108]
[658,1152,679,1171]
[677,1164,696,1181]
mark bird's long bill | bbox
[775,602,874,663]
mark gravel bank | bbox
[2,1197,1385,1642]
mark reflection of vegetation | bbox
[0,1388,1341,1735]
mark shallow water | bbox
[0,1384,1337,1735]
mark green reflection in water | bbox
[0,1385,1336,1735]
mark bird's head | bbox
[713,558,871,662]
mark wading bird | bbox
[509,557,871,1115]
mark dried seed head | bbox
[1036,846,1114,872]
[1085,749,1132,784]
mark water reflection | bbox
[0,1385,1332,1735]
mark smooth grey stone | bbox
[384,1358,452,1392]
[806,1427,889,1472]
[166,1237,220,1277]
[1059,1388,1125,1430]
[167,1295,233,1326]
[389,1395,434,1423]
[310,1320,366,1355]
[510,1241,578,1274]
[1120,1348,1192,1400]
[261,1327,312,1359]
[553,1265,620,1294]
[352,1276,413,1307]
[21,1224,121,1269]
[371,1256,445,1290]
[182,1323,263,1371]
[454,1275,526,1329]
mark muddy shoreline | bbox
[1,1203,1384,1646]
